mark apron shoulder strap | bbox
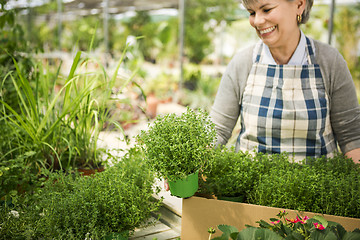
[254,41,263,63]
[305,37,317,65]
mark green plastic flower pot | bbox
[168,170,199,198]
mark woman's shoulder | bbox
[312,38,343,62]
[232,44,256,63]
[226,43,255,73]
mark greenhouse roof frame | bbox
[63,0,179,15]
[5,0,179,15]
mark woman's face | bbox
[246,0,305,50]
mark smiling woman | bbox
[244,0,308,64]
[211,0,360,163]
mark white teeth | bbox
[259,26,276,34]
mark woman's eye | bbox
[264,8,272,13]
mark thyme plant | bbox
[137,107,216,181]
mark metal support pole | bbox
[328,0,336,45]
[219,20,226,66]
[103,0,109,67]
[27,0,32,42]
[57,0,62,50]
[178,0,185,98]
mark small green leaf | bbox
[218,224,239,235]
[236,227,283,240]
[342,232,360,240]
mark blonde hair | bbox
[241,0,313,24]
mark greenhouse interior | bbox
[1,0,360,239]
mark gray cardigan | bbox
[210,39,360,154]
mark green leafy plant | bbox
[249,154,360,218]
[0,53,101,171]
[0,147,162,239]
[136,107,216,181]
[201,147,260,201]
[209,211,360,240]
[201,150,360,218]
[200,150,293,202]
[0,59,75,197]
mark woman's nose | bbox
[254,13,265,26]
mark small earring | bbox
[297,14,302,24]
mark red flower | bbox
[300,216,309,224]
[286,216,309,224]
[271,220,281,225]
[314,222,325,230]
[286,218,299,223]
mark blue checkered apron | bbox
[237,37,337,161]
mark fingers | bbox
[164,180,170,191]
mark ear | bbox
[296,0,306,14]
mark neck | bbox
[269,29,301,65]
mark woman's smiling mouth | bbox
[259,26,276,35]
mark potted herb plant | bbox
[249,153,360,218]
[136,107,216,198]
[201,147,256,202]
[201,148,291,202]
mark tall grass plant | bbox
[0,42,139,198]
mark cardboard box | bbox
[181,196,360,240]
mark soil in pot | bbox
[77,167,105,176]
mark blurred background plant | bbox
[180,64,221,111]
[334,4,360,99]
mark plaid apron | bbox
[237,37,337,161]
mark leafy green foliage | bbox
[202,147,256,200]
[0,149,44,199]
[250,154,360,218]
[201,150,292,201]
[202,150,360,218]
[0,147,162,239]
[137,107,216,181]
[211,224,241,240]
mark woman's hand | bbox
[345,148,360,164]
[164,180,170,191]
